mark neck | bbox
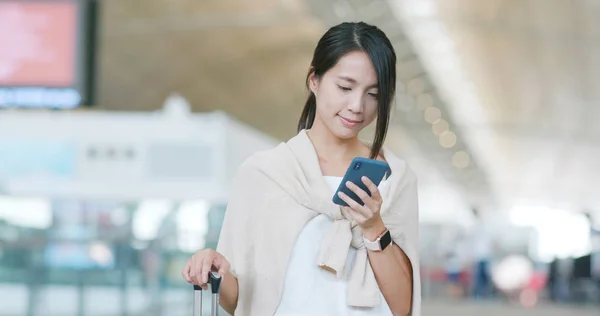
[307,121,366,161]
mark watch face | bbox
[380,230,392,250]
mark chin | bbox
[331,125,361,140]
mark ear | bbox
[308,68,319,95]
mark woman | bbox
[182,21,421,316]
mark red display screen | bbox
[0,1,77,87]
[0,0,96,109]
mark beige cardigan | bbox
[216,130,421,315]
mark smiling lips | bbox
[338,115,362,128]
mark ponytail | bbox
[297,92,316,132]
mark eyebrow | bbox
[338,76,378,89]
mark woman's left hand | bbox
[337,176,386,237]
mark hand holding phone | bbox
[332,157,391,207]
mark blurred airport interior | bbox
[0,0,599,315]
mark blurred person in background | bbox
[585,212,600,303]
[443,231,468,298]
[555,257,574,302]
[181,22,421,316]
[547,257,574,302]
[468,207,494,300]
[547,258,559,302]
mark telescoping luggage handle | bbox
[193,271,222,316]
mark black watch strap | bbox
[379,230,392,251]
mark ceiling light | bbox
[432,118,449,136]
[424,106,441,123]
[452,150,470,169]
[439,130,457,148]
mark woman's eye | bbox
[369,93,379,100]
[337,85,351,91]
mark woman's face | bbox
[309,50,379,140]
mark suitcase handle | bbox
[193,271,222,316]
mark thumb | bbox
[214,256,228,277]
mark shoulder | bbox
[225,146,285,198]
[238,130,308,172]
[237,143,288,172]
[233,142,295,183]
[229,141,301,201]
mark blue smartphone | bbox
[332,157,392,207]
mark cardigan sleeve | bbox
[382,165,421,316]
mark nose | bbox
[347,94,364,113]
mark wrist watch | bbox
[363,229,392,251]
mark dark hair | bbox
[297,22,397,159]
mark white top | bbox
[470,221,493,260]
[274,176,392,316]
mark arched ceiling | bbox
[96,0,528,208]
[395,0,600,212]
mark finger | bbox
[194,255,210,290]
[201,255,213,284]
[337,191,363,211]
[345,181,372,205]
[361,176,382,203]
[181,260,192,283]
[343,206,366,223]
[338,189,372,219]
[191,256,203,285]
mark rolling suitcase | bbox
[193,271,223,316]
